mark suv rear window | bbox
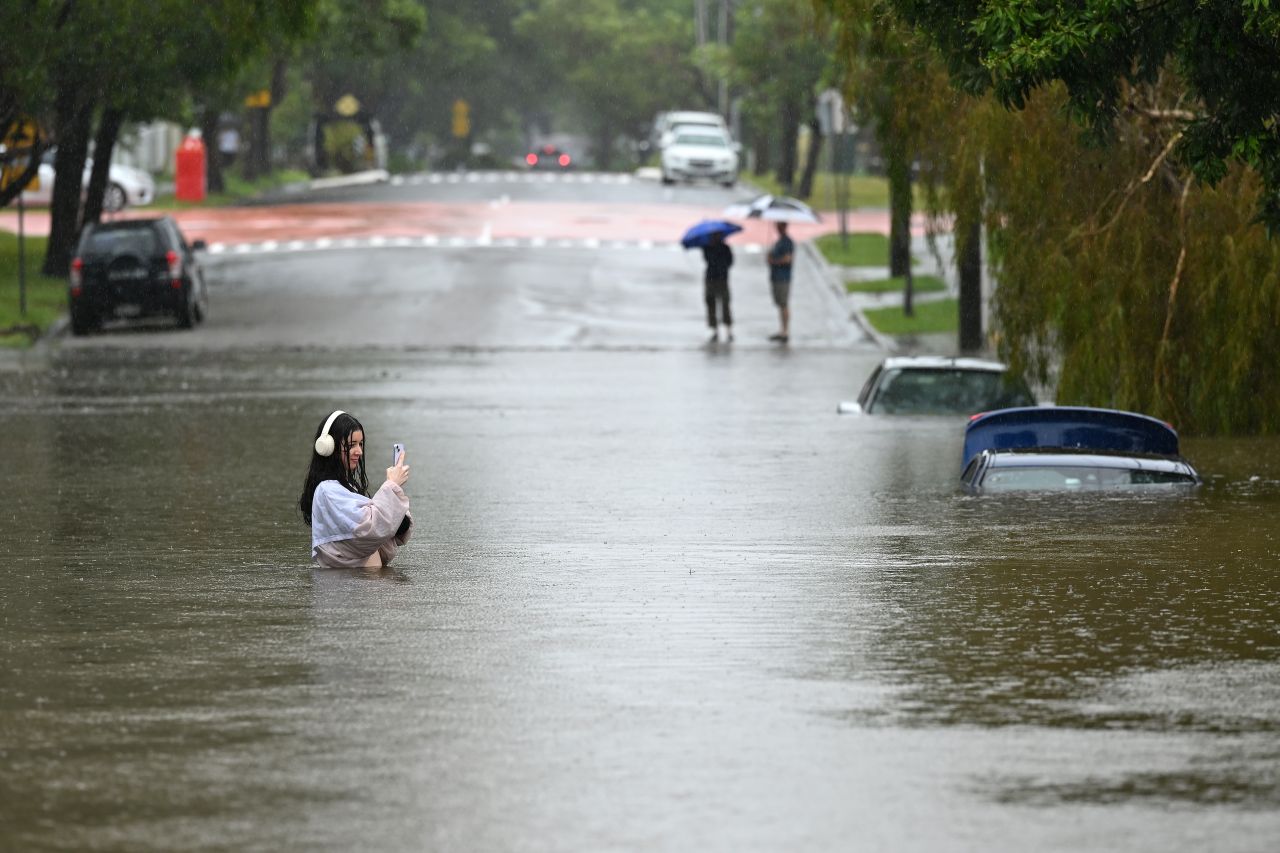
[870,368,1035,415]
[80,227,161,258]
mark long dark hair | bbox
[299,411,369,525]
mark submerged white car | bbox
[838,356,1038,416]
[11,149,155,212]
[660,129,739,187]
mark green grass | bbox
[149,168,311,210]
[744,170,891,210]
[813,232,897,267]
[863,297,958,335]
[846,274,946,294]
[0,233,65,348]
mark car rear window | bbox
[870,368,1035,415]
[982,465,1199,491]
[81,227,160,258]
[675,134,728,148]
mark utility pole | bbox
[717,0,730,117]
[696,1,733,119]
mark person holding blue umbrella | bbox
[681,219,742,343]
[702,232,734,343]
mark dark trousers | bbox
[704,277,731,328]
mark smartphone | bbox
[392,443,405,466]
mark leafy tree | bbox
[514,0,702,168]
[17,0,317,275]
[885,0,1280,229]
[730,0,831,192]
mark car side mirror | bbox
[731,142,742,153]
[837,401,862,415]
[191,239,207,251]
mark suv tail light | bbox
[165,249,183,288]
[70,257,83,296]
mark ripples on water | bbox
[2,348,1278,850]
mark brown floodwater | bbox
[1,346,1277,852]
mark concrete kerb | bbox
[801,239,894,351]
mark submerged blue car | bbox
[960,407,1201,493]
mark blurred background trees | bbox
[4,0,1280,431]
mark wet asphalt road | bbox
[2,175,1279,851]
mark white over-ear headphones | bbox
[314,410,346,457]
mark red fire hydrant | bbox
[175,130,206,202]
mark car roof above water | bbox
[963,406,1182,467]
[882,356,1009,373]
[84,216,171,233]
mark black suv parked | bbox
[69,216,209,335]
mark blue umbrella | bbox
[681,218,743,248]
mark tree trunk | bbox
[243,107,269,180]
[42,87,94,278]
[775,101,800,193]
[82,107,122,227]
[752,123,771,176]
[594,125,613,170]
[887,148,913,315]
[957,203,984,353]
[200,107,224,194]
[796,115,822,199]
[887,149,912,277]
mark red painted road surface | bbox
[0,200,911,247]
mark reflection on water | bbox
[1,347,1279,850]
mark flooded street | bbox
[2,342,1278,851]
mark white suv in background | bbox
[653,111,727,148]
[660,127,739,187]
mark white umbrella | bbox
[722,193,821,223]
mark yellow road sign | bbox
[1,159,38,193]
[2,117,39,151]
[244,89,272,109]
[451,99,471,138]
[335,94,361,117]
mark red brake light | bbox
[969,412,987,421]
[558,154,570,167]
[525,153,538,166]
[542,144,555,154]
[70,257,83,294]
[165,249,182,287]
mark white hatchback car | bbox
[838,356,1038,416]
[13,149,155,212]
[660,128,739,187]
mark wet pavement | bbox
[2,178,1279,851]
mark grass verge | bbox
[863,297,958,335]
[149,168,312,210]
[0,233,64,348]
[814,232,899,267]
[743,171,890,210]
[846,274,946,295]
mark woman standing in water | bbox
[299,410,412,568]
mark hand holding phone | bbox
[387,443,409,487]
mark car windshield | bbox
[981,465,1199,491]
[674,134,727,148]
[82,228,159,258]
[869,368,1035,415]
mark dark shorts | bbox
[771,278,791,307]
